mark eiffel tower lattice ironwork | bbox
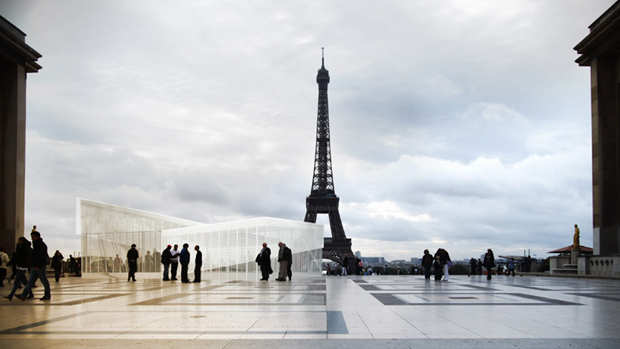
[304,49,354,268]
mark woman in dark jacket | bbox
[4,237,34,300]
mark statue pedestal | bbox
[571,247,582,264]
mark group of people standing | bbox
[421,248,452,281]
[157,244,203,283]
[256,242,292,281]
[124,243,204,283]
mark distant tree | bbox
[540,258,550,272]
[448,264,469,275]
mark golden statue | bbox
[573,224,580,248]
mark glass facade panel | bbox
[78,199,323,280]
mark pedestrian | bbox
[153,248,161,272]
[145,250,153,272]
[114,254,122,272]
[17,230,51,301]
[483,249,495,280]
[276,242,291,281]
[506,258,516,277]
[469,258,477,277]
[51,250,64,282]
[355,258,363,275]
[435,248,451,281]
[256,242,272,281]
[7,251,17,283]
[524,255,531,272]
[127,244,138,282]
[477,259,483,275]
[180,243,190,283]
[433,255,442,281]
[341,254,348,276]
[4,237,34,300]
[161,245,172,281]
[422,249,433,280]
[326,263,331,276]
[170,244,180,281]
[193,245,202,283]
[69,255,76,274]
[285,243,292,281]
[0,247,9,287]
[0,246,11,287]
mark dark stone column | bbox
[0,16,41,254]
[0,61,27,254]
[592,56,620,255]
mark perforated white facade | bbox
[77,198,323,280]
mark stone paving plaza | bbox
[1,273,619,348]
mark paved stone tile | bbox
[0,274,619,347]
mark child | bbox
[506,258,516,277]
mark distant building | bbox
[355,250,362,258]
[361,257,385,266]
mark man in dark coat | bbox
[422,249,434,280]
[193,245,203,283]
[161,245,172,281]
[180,243,190,283]
[284,244,292,281]
[127,244,139,282]
[257,242,271,281]
[18,230,51,300]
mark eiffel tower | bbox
[304,49,354,268]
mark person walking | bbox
[170,244,180,281]
[483,249,495,280]
[193,245,202,283]
[18,230,51,301]
[127,244,138,282]
[257,242,271,281]
[341,254,349,276]
[4,238,34,300]
[0,247,9,287]
[180,243,190,283]
[161,245,172,281]
[51,250,64,282]
[421,249,433,280]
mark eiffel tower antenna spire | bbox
[304,50,354,269]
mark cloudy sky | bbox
[2,0,615,261]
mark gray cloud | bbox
[3,0,613,261]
